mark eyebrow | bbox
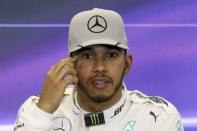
[82,45,121,52]
[75,47,93,54]
[70,45,124,57]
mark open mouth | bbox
[90,78,111,89]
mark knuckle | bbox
[64,67,76,75]
[74,77,79,83]
[63,74,72,81]
[46,70,52,77]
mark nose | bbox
[93,58,106,73]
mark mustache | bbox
[88,73,112,82]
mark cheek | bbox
[108,60,125,79]
[76,62,92,80]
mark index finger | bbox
[62,56,78,63]
[50,56,78,73]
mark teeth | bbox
[94,80,105,84]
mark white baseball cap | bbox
[68,8,128,53]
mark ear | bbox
[124,54,133,75]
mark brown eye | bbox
[106,51,119,59]
[81,53,94,60]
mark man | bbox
[14,8,184,131]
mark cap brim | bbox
[69,39,128,53]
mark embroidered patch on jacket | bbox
[52,116,72,131]
[122,121,135,131]
[176,120,183,131]
[84,112,105,127]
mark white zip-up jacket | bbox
[14,86,184,131]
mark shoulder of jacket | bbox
[19,95,40,109]
[127,90,178,114]
[20,87,74,109]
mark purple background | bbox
[0,0,197,130]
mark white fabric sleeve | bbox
[155,110,184,131]
[14,96,54,131]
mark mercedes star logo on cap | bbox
[87,15,107,33]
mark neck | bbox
[76,85,123,112]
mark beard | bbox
[77,69,125,103]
